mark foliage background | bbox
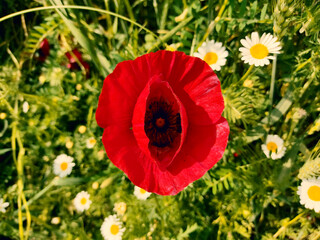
[0,0,319,239]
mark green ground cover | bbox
[0,0,319,239]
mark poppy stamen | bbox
[155,118,166,128]
[144,97,181,148]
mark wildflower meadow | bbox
[0,0,320,239]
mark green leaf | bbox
[22,17,62,59]
[223,178,230,190]
[260,3,268,20]
[212,182,217,194]
[0,119,8,137]
[261,87,294,125]
[50,0,110,76]
[0,148,11,155]
[177,223,198,240]
[55,177,85,186]
[245,125,266,143]
[239,0,247,17]
[0,221,19,239]
[249,1,258,18]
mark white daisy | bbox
[297,178,320,212]
[73,191,92,212]
[53,154,75,177]
[194,40,228,71]
[261,134,286,160]
[0,198,9,213]
[22,101,29,113]
[134,186,151,200]
[86,137,97,149]
[113,202,127,216]
[100,215,125,240]
[239,32,282,66]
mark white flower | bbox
[261,135,286,160]
[73,191,92,212]
[0,198,9,213]
[86,137,97,149]
[53,154,75,177]
[22,101,29,113]
[100,215,125,240]
[78,125,87,134]
[292,108,307,120]
[297,178,320,212]
[51,217,61,225]
[239,32,281,66]
[113,202,127,216]
[194,40,228,71]
[134,186,151,200]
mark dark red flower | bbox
[36,38,50,62]
[65,49,90,74]
[96,50,229,195]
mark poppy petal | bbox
[101,126,147,185]
[102,116,229,195]
[96,55,152,128]
[96,50,229,195]
[143,117,229,195]
[147,51,224,125]
[101,125,178,195]
[168,117,229,191]
[132,74,188,170]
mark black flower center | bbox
[144,97,182,148]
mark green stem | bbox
[16,130,31,240]
[159,0,169,30]
[13,124,25,240]
[273,212,305,238]
[0,5,159,40]
[16,178,59,213]
[239,65,254,82]
[3,99,15,115]
[10,96,30,239]
[123,0,135,32]
[269,54,277,108]
[190,22,198,56]
[267,54,277,125]
[294,57,312,73]
[147,16,193,53]
[195,0,228,52]
[21,192,31,240]
[17,194,24,240]
[104,0,113,49]
[103,0,113,31]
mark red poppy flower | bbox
[96,50,229,195]
[65,49,90,74]
[36,38,50,62]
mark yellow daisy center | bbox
[140,188,147,194]
[80,197,87,205]
[60,162,68,171]
[204,52,218,65]
[110,224,119,235]
[267,142,278,153]
[307,185,320,201]
[250,43,269,59]
[90,139,96,144]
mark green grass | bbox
[0,0,320,239]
